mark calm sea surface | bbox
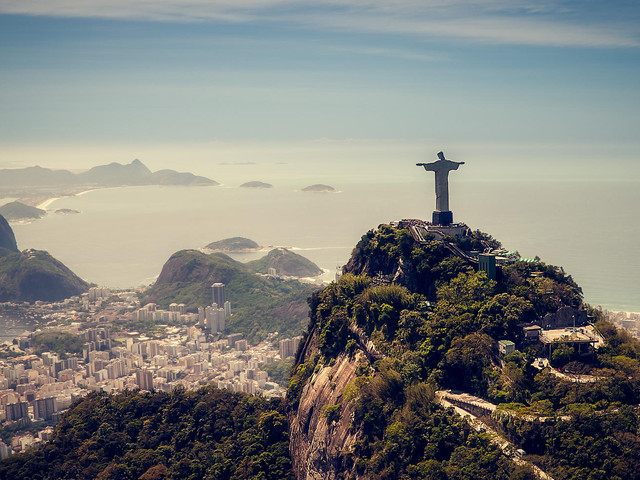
[11,176,640,312]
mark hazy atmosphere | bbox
[3,2,640,477]
[1,1,639,305]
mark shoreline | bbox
[36,196,63,209]
[35,186,135,210]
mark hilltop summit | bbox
[288,222,638,480]
[247,248,322,278]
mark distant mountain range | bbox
[0,159,217,187]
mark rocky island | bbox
[54,209,80,215]
[204,237,261,252]
[301,184,335,193]
[239,181,274,188]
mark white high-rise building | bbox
[205,305,226,333]
[279,336,303,359]
[0,441,12,460]
[136,370,154,391]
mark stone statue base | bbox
[432,211,453,226]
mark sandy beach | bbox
[35,186,131,210]
[36,197,62,209]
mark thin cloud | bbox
[332,46,448,62]
[295,13,640,48]
[1,0,638,48]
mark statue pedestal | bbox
[432,211,453,226]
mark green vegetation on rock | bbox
[246,248,322,277]
[141,250,318,342]
[289,223,640,480]
[0,249,89,302]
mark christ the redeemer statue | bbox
[417,151,464,226]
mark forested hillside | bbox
[0,387,293,480]
[289,224,640,480]
[141,250,318,342]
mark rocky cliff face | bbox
[0,214,18,255]
[289,325,374,480]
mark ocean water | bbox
[10,173,640,312]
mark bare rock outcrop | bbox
[289,329,373,480]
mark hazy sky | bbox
[1,1,639,178]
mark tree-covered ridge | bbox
[291,224,640,480]
[142,250,318,342]
[0,387,293,480]
[0,249,89,302]
[246,248,323,277]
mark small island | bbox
[239,181,274,189]
[204,237,261,252]
[301,184,335,193]
[0,201,46,221]
[55,209,81,215]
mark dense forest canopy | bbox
[0,387,293,480]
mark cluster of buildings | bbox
[0,282,303,460]
[605,309,640,338]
